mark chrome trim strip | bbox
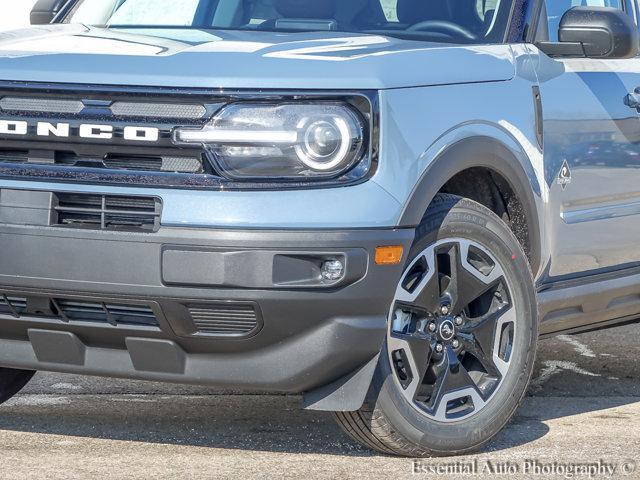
[562,200,640,224]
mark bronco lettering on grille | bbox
[0,120,160,142]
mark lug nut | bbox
[455,316,463,326]
[440,304,451,315]
[428,322,437,332]
[435,343,444,353]
[452,339,460,349]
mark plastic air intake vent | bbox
[54,193,162,232]
[0,295,27,317]
[0,294,159,328]
[187,303,262,337]
[54,300,158,327]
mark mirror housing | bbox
[30,0,68,25]
[537,6,639,59]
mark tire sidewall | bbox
[374,197,538,454]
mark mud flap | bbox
[302,354,380,412]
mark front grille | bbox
[0,97,207,119]
[0,86,221,186]
[110,101,207,119]
[0,294,158,328]
[103,154,203,173]
[54,193,162,232]
[0,149,28,163]
[188,303,261,337]
[0,97,84,114]
[0,149,205,174]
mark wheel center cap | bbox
[439,319,455,341]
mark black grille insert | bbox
[188,303,261,337]
[0,149,204,175]
[0,295,27,317]
[55,300,157,327]
[0,294,158,328]
[103,155,204,173]
[0,97,207,119]
[54,193,162,232]
[0,149,28,163]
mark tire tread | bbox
[333,193,537,457]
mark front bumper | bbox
[0,222,414,393]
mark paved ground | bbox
[0,323,638,479]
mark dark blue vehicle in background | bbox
[0,0,638,457]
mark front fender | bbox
[397,135,543,276]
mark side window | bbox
[544,0,624,41]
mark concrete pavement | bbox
[0,323,638,479]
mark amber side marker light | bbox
[375,246,404,265]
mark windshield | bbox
[62,0,514,44]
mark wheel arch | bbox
[304,137,544,412]
[397,136,543,277]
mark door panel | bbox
[533,0,640,280]
[541,59,640,278]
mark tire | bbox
[0,368,36,405]
[334,194,538,456]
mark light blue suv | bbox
[0,0,637,456]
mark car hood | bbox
[0,25,515,90]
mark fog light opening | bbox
[321,259,345,281]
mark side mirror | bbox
[30,0,69,25]
[537,6,639,59]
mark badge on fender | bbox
[558,160,572,190]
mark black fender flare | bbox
[398,136,542,276]
[303,137,543,412]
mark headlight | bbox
[174,102,367,181]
